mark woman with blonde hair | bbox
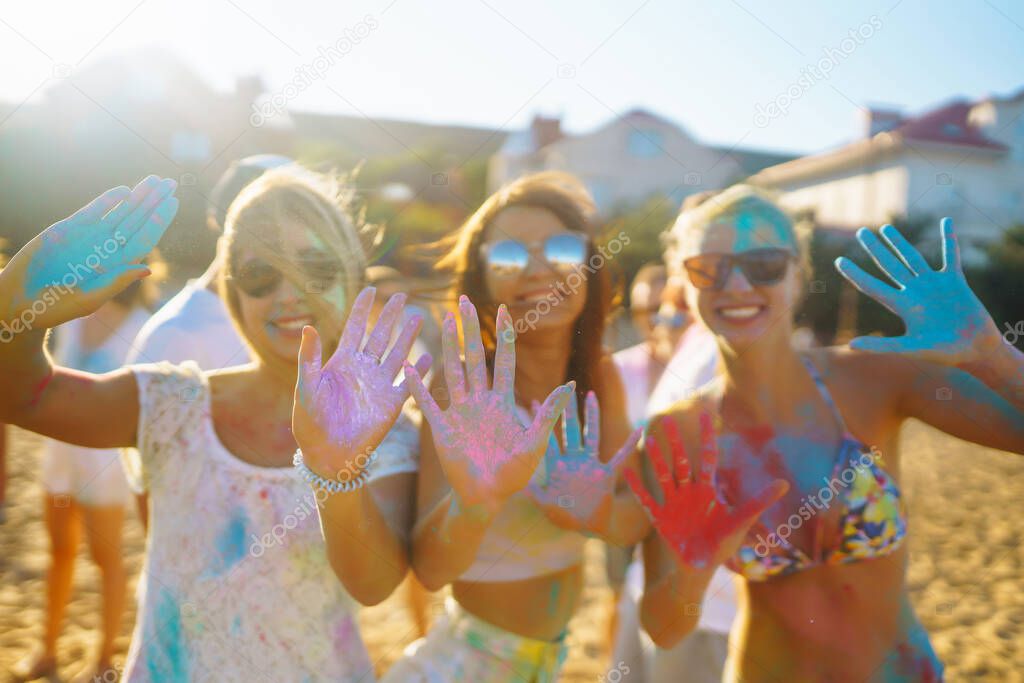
[0,169,430,681]
[386,171,645,682]
[627,185,1024,681]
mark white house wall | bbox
[773,163,908,229]
[539,117,746,213]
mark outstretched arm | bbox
[0,177,179,447]
[629,413,787,647]
[836,218,1024,451]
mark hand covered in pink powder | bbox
[625,413,788,569]
[403,295,574,512]
[527,390,641,535]
[292,286,431,480]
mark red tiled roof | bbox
[893,100,1007,151]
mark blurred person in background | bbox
[607,192,734,683]
[604,263,680,679]
[124,154,291,528]
[12,258,162,683]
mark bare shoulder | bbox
[597,350,626,398]
[205,364,260,408]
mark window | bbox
[628,129,664,158]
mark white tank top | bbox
[458,405,586,583]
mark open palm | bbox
[626,413,788,569]
[834,218,1000,366]
[528,390,641,534]
[404,295,573,511]
[293,287,431,480]
[2,176,178,332]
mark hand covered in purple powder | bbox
[292,286,431,480]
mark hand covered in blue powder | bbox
[835,218,1001,366]
[528,390,640,535]
[1,176,178,333]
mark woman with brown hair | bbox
[385,171,645,682]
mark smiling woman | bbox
[628,185,1024,682]
[0,169,430,682]
[387,172,647,683]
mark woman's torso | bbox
[125,362,396,682]
[707,349,942,681]
[453,403,587,641]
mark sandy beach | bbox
[2,420,1022,682]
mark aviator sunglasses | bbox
[228,251,343,298]
[683,248,794,291]
[482,233,588,277]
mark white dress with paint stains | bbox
[121,361,418,683]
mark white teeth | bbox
[718,306,762,320]
[275,318,311,330]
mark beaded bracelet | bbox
[293,449,378,493]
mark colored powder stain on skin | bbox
[231,615,242,636]
[548,580,561,616]
[145,589,189,683]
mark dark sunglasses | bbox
[228,255,342,298]
[683,248,793,291]
[482,233,588,277]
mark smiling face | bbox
[481,205,588,335]
[232,223,348,364]
[221,169,366,376]
[677,195,801,351]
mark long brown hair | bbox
[435,171,618,405]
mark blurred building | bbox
[489,110,794,214]
[750,87,1024,263]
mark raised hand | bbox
[834,218,1001,366]
[527,390,641,534]
[625,413,788,569]
[0,176,179,334]
[292,287,432,480]
[403,295,574,512]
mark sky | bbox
[1,0,1023,154]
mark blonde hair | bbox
[664,185,811,280]
[219,166,368,376]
